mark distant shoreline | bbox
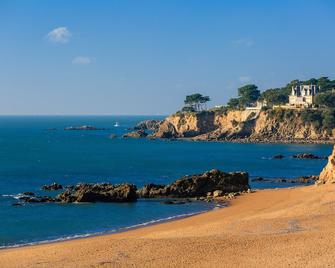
[154,137,335,145]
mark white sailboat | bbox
[114,122,119,127]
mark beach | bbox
[1,183,335,267]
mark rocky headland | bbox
[146,109,335,143]
[133,119,161,131]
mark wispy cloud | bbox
[72,56,92,65]
[232,38,255,47]
[46,27,71,43]
[239,76,252,83]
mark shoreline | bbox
[154,137,335,145]
[1,184,335,267]
[0,203,220,250]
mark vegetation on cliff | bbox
[151,108,334,142]
[153,76,335,143]
[227,84,260,109]
[182,93,210,112]
[266,108,335,134]
[227,76,335,109]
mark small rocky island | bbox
[65,125,107,131]
[137,169,249,198]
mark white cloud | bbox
[47,27,71,43]
[232,38,255,47]
[239,76,251,83]
[72,56,92,65]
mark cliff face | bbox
[151,109,334,143]
[318,146,335,184]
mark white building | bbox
[246,100,267,110]
[288,84,320,108]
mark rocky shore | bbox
[140,110,335,144]
[14,169,250,205]
[317,146,335,184]
[3,177,335,267]
[137,169,249,198]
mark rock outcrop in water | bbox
[292,153,327,160]
[317,146,335,185]
[122,130,148,138]
[137,169,249,198]
[42,182,63,191]
[251,175,319,184]
[16,169,250,204]
[149,110,334,143]
[64,125,106,131]
[56,183,138,203]
[18,194,56,203]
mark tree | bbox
[237,84,260,107]
[316,77,335,92]
[184,93,211,112]
[181,106,196,112]
[227,98,240,109]
[315,92,335,108]
[260,88,288,106]
[305,78,318,85]
[322,108,335,131]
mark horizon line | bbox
[0,114,168,116]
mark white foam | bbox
[1,194,20,200]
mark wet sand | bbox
[1,184,335,267]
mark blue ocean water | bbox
[0,116,332,248]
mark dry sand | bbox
[1,184,335,267]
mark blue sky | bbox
[0,0,334,115]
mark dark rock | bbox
[272,175,319,184]
[137,169,249,198]
[65,125,106,131]
[273,154,285,159]
[42,182,63,191]
[20,196,56,203]
[292,153,327,160]
[12,203,23,206]
[161,200,186,205]
[251,177,268,182]
[296,175,319,183]
[136,184,166,198]
[22,192,35,196]
[134,120,161,131]
[274,178,287,183]
[122,130,148,138]
[109,134,118,139]
[57,183,137,203]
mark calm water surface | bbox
[0,116,332,247]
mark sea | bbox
[0,115,332,248]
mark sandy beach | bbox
[1,184,335,267]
